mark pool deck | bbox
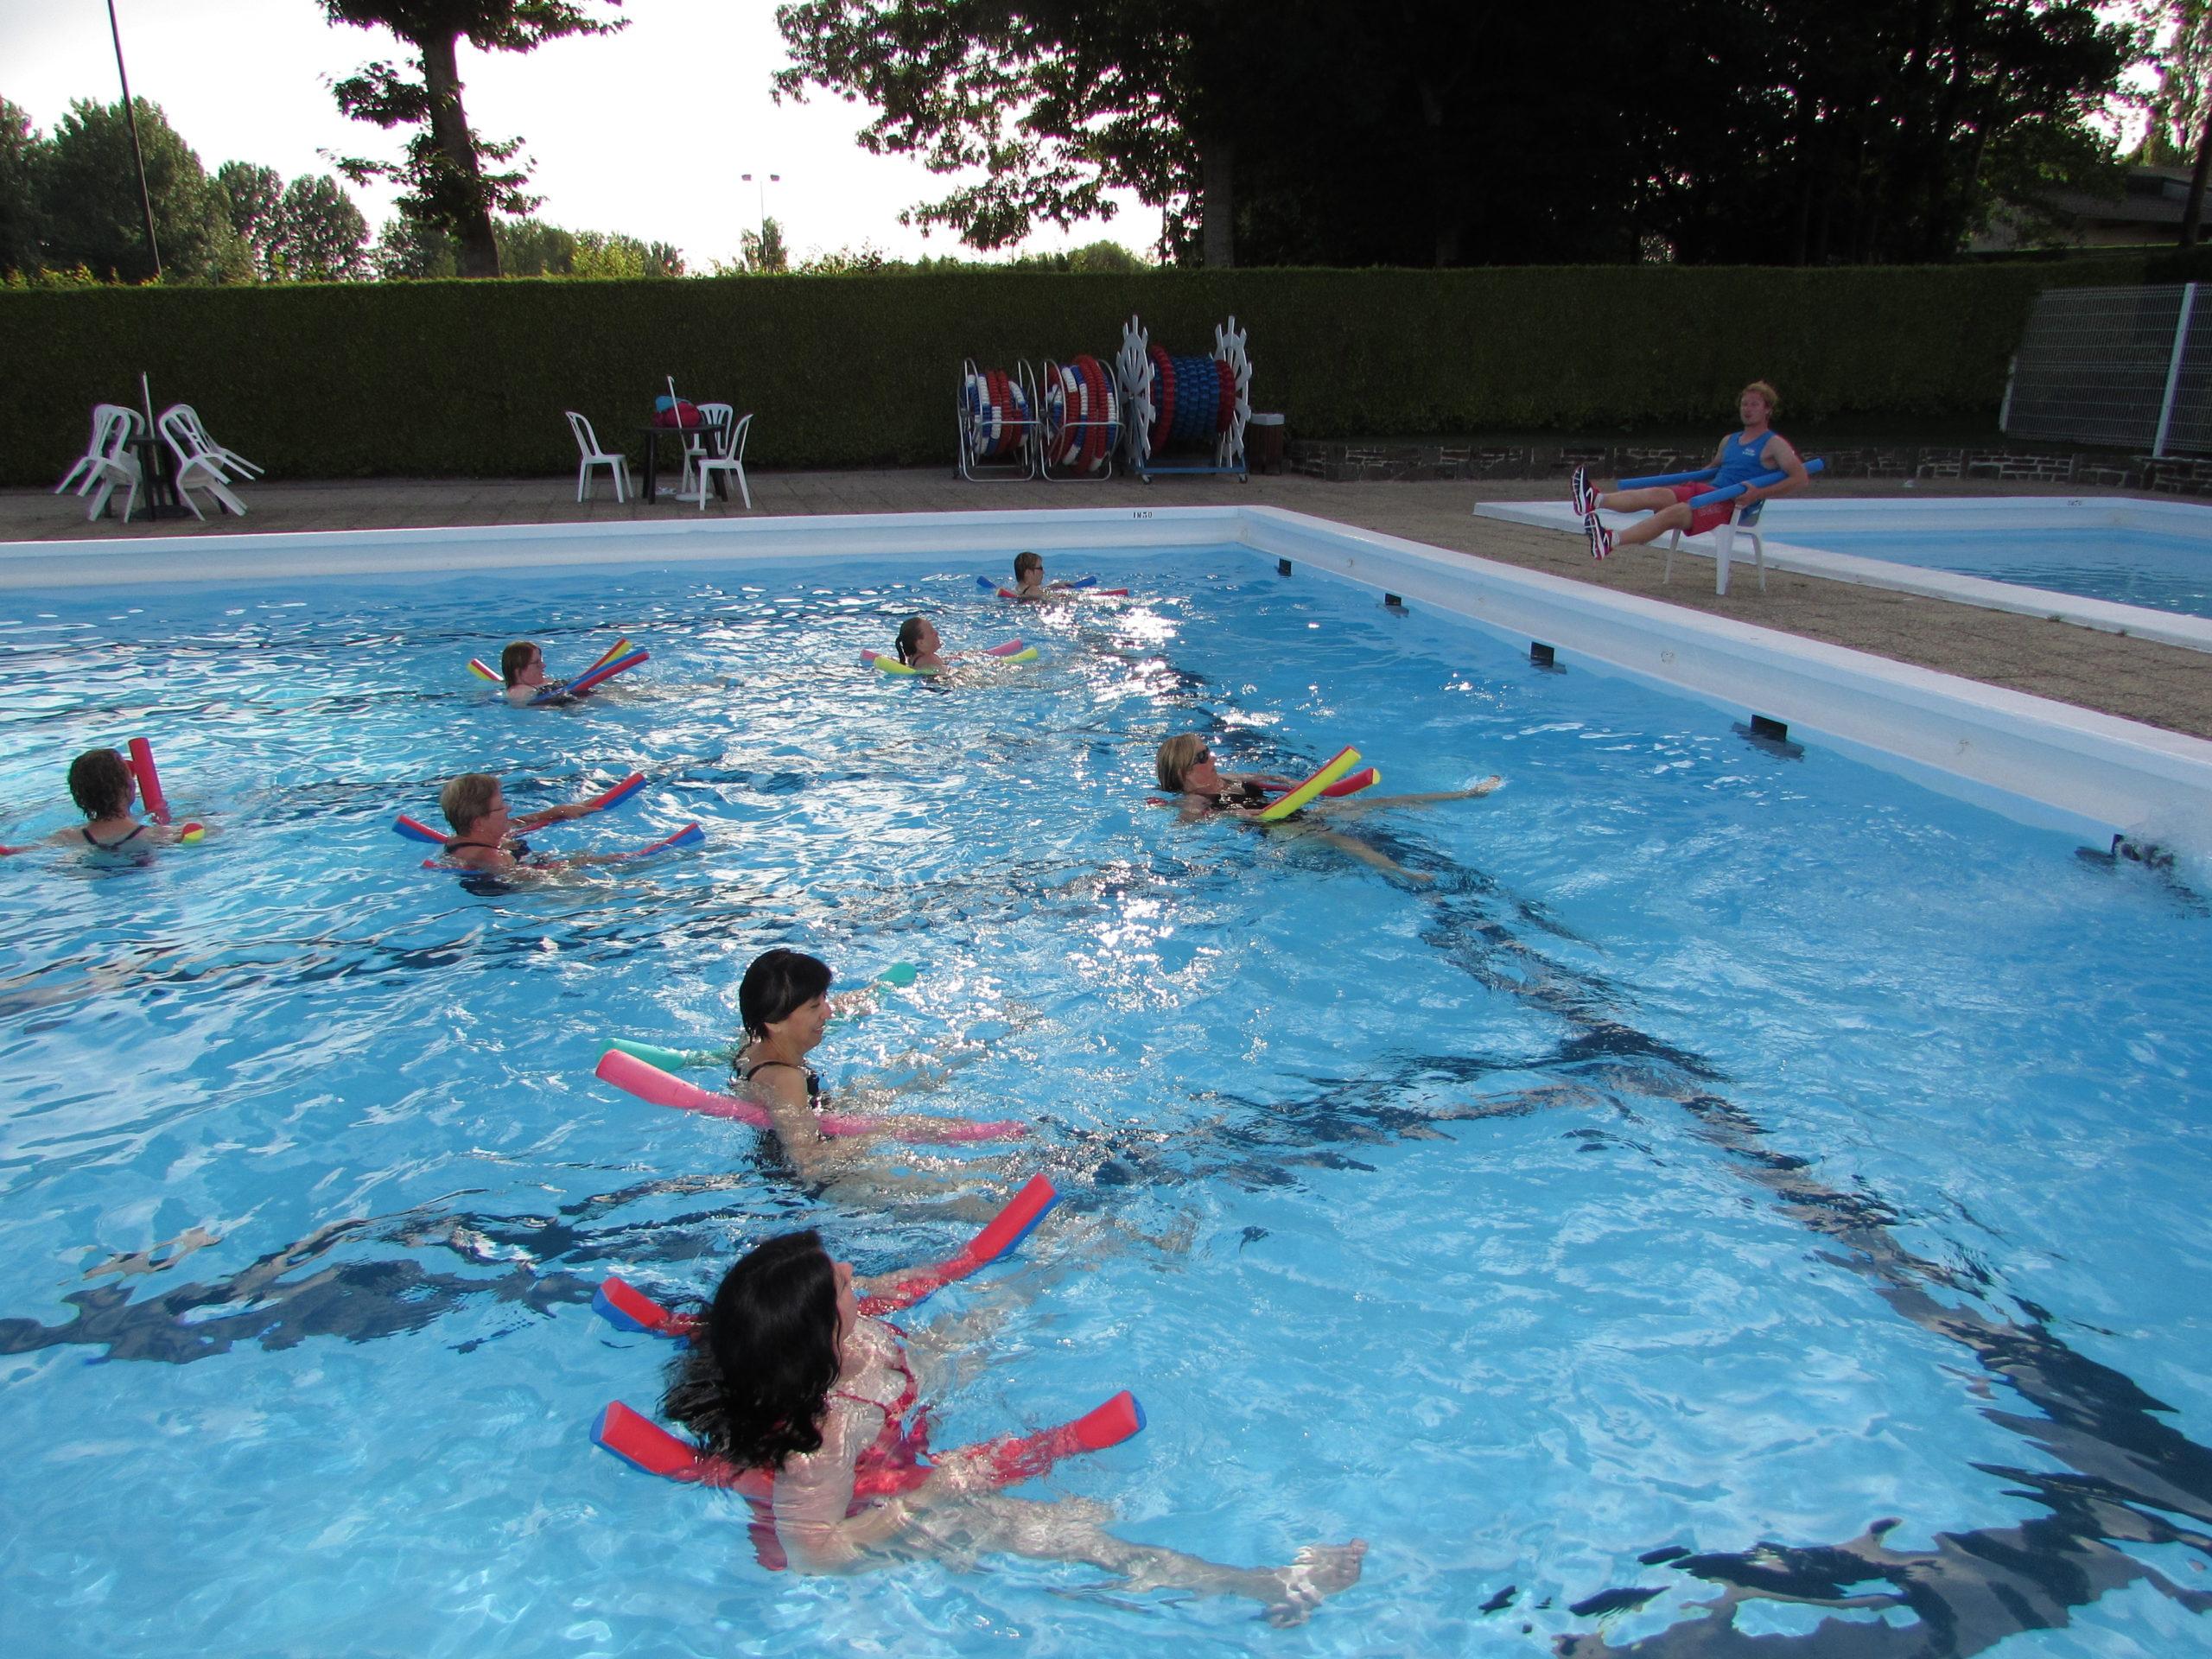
[5,470,2208,741]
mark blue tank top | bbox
[1713,428,1775,488]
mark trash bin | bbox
[1247,412,1287,474]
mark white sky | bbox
[0,0,1160,268]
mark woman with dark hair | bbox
[499,640,568,706]
[734,947,1005,1180]
[662,1227,1365,1620]
[46,748,198,851]
[886,616,1032,678]
[893,615,947,672]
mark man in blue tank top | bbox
[1569,381,1812,560]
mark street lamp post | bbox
[105,0,161,279]
[740,171,781,263]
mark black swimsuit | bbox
[742,1059,823,1106]
[442,836,531,858]
[81,824,145,849]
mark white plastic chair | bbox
[57,404,140,496]
[82,416,143,522]
[678,402,734,496]
[1663,501,1768,596]
[567,411,632,503]
[690,411,753,511]
[167,404,262,479]
[156,404,248,519]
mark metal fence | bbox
[2003,283,2212,455]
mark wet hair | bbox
[1155,734,1209,792]
[67,748,133,819]
[661,1230,841,1471]
[1014,550,1043,582]
[895,615,930,666]
[740,948,835,1041]
[1741,380,1779,416]
[499,641,540,688]
[439,772,500,832]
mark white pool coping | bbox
[3,505,2209,861]
[1472,495,2212,655]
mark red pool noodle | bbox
[126,738,169,824]
[594,1047,1025,1141]
[591,1389,1142,1499]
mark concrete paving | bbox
[6,467,2208,741]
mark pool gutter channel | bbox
[3,505,2208,857]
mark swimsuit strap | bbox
[81,823,144,849]
[743,1059,822,1100]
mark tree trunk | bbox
[420,29,500,279]
[1199,137,1234,269]
[2185,105,2212,251]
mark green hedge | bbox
[3,252,2202,486]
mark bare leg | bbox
[925,1495,1365,1624]
[1592,485,1680,514]
[1316,776,1503,818]
[1613,501,1694,549]
[1303,824,1431,883]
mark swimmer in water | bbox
[733,948,1009,1181]
[1153,734,1503,882]
[430,772,631,876]
[887,616,1033,677]
[659,1227,1366,1622]
[1008,550,1079,602]
[893,616,950,673]
[43,747,202,852]
[499,641,566,706]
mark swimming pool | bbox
[2,546,2209,1656]
[1475,496,2212,652]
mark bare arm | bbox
[1745,435,1811,504]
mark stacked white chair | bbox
[567,411,631,503]
[57,404,141,497]
[157,404,248,518]
[690,411,753,510]
[167,404,263,479]
[82,416,143,522]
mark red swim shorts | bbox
[1669,482,1734,538]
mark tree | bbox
[2136,1,2212,165]
[218,162,370,279]
[775,0,2140,267]
[2133,2,2212,245]
[372,211,456,277]
[772,0,1206,254]
[216,161,286,268]
[0,99,47,276]
[493,213,575,274]
[739,215,789,272]
[321,2,626,277]
[279,175,372,279]
[568,229,683,277]
[40,97,251,282]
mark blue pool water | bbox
[1769,522,2212,618]
[1,554,2209,1656]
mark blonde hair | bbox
[1742,380,1779,416]
[440,772,500,832]
[1155,734,1207,791]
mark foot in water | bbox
[1263,1541,1368,1625]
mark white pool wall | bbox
[3,505,2209,861]
[1473,495,2212,654]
